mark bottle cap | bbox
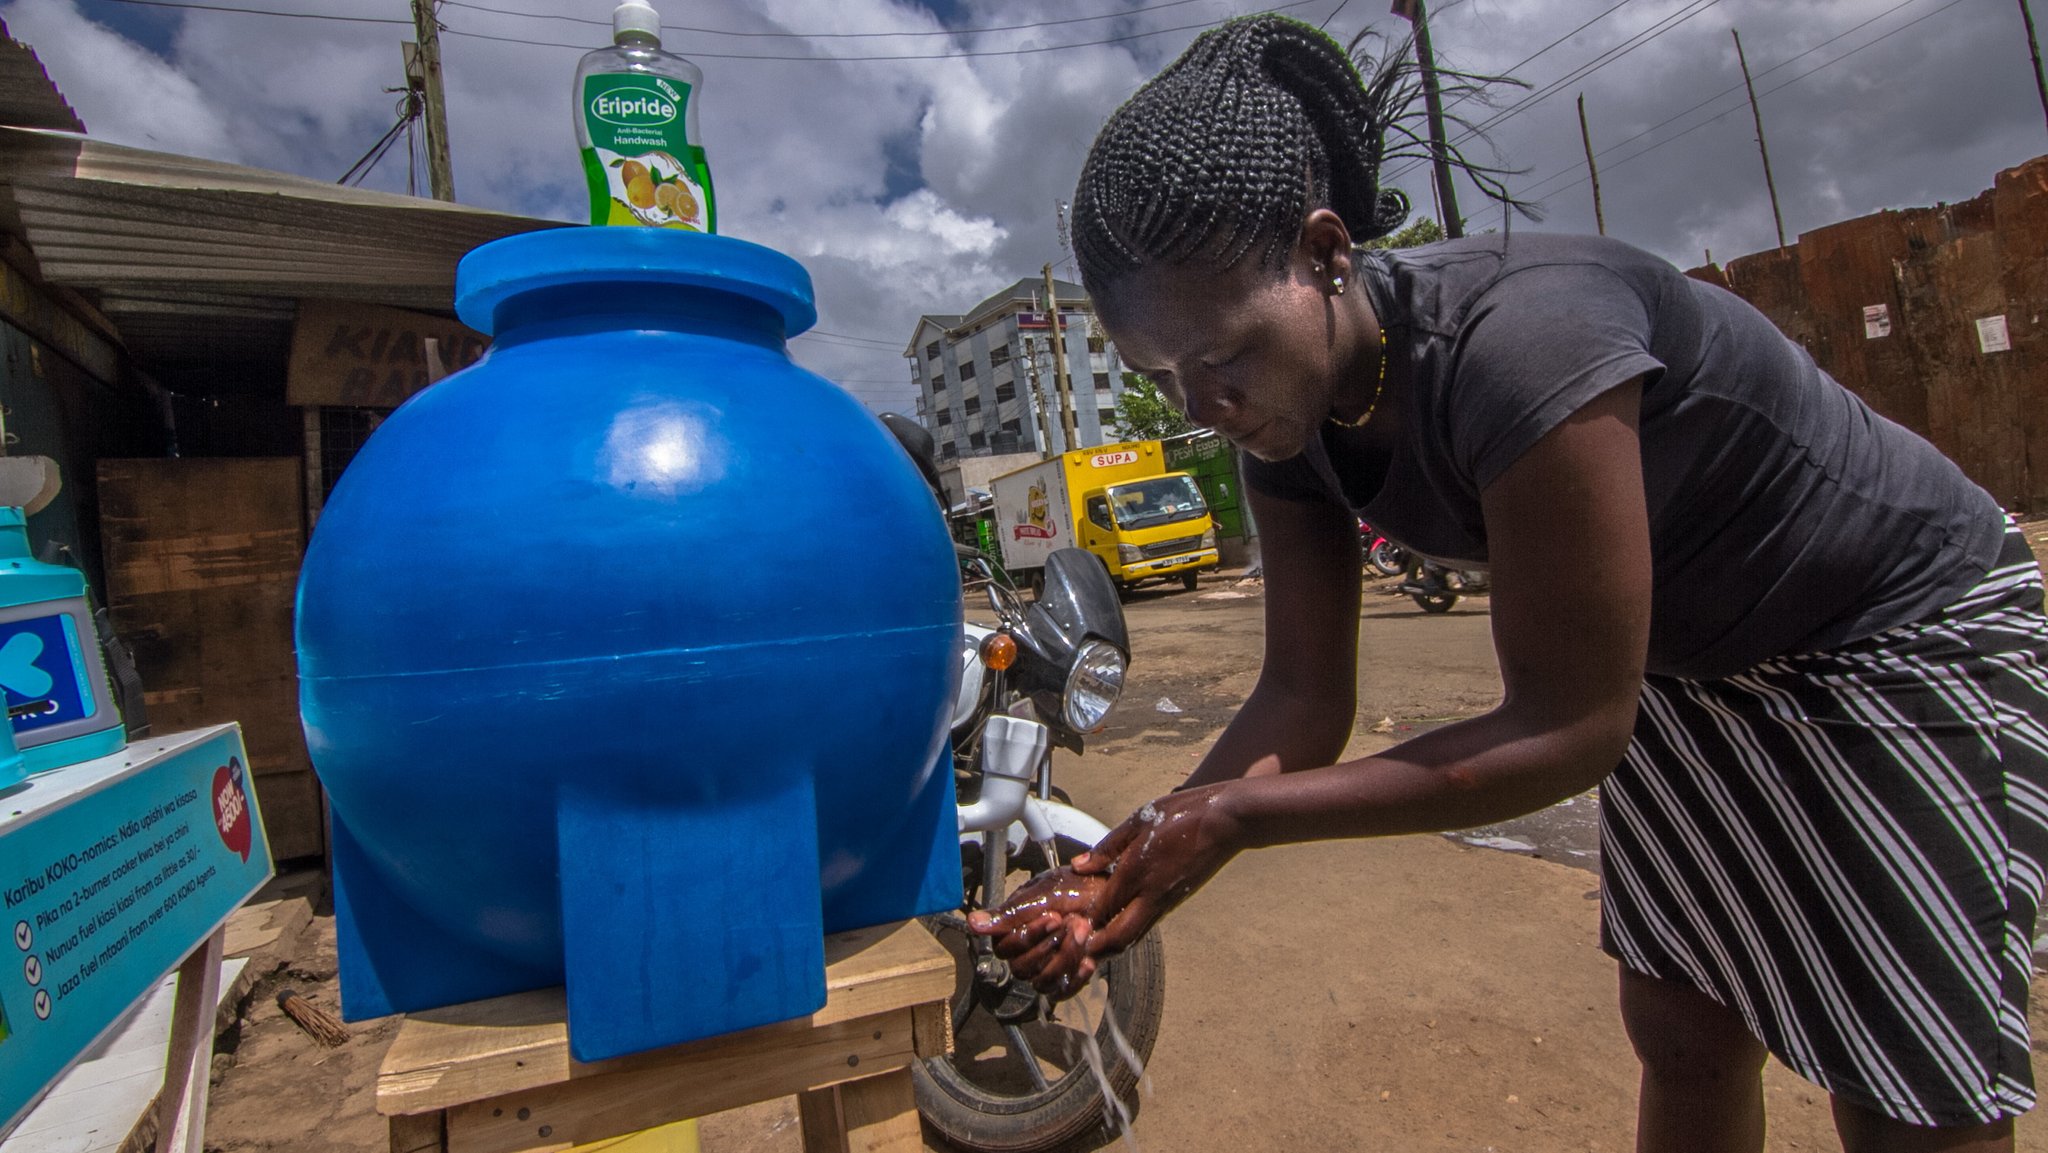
[613,1,661,42]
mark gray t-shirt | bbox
[1247,233,2005,680]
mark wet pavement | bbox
[1443,789,1603,876]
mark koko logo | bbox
[0,633,52,701]
[212,758,253,862]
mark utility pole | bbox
[1401,0,1464,238]
[1576,93,1606,237]
[1732,30,1785,250]
[1023,337,1057,460]
[410,0,456,202]
[1042,265,1079,454]
[2021,0,2048,137]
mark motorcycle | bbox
[1358,520,1410,577]
[1395,558,1491,614]
[882,415,1166,1152]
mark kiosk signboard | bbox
[0,725,273,1131]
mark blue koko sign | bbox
[0,725,273,1131]
[0,613,93,736]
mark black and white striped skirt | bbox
[1601,525,2048,1126]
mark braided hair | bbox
[1072,14,1525,292]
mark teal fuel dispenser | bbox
[0,508,122,779]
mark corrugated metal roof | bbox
[2,127,562,310]
[0,20,83,133]
[0,125,566,386]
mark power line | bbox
[443,0,1215,39]
[440,0,1323,61]
[1384,0,1728,186]
[796,329,901,347]
[83,0,408,23]
[1521,0,1958,201]
[1456,0,1642,107]
[1517,0,1925,196]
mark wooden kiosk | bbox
[377,919,955,1153]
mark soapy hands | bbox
[968,785,1239,1001]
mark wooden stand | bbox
[377,920,954,1153]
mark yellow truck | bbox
[989,440,1220,596]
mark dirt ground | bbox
[204,522,2048,1153]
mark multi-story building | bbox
[904,277,1128,463]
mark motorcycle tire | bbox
[1366,540,1409,577]
[915,835,1167,1153]
[1411,592,1459,613]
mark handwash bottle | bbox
[575,1,716,233]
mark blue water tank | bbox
[295,229,962,1061]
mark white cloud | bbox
[1,0,236,160]
[4,0,2044,415]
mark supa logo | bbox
[1090,450,1138,468]
[591,89,678,126]
[212,757,253,862]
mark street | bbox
[205,570,2048,1153]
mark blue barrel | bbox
[296,229,962,1061]
[0,508,122,781]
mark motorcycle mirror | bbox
[878,412,945,500]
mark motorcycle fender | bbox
[952,799,1115,856]
[951,625,993,734]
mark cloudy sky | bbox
[3,0,2044,413]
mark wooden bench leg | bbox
[797,1086,847,1153]
[798,1067,921,1153]
[154,928,225,1153]
[389,1111,447,1153]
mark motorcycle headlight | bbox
[1116,543,1143,564]
[1200,527,1216,548]
[1062,640,1126,733]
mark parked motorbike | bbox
[1395,558,1491,613]
[1358,519,1410,577]
[880,415,1166,1152]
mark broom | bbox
[276,989,351,1047]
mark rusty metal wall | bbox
[1687,154,2048,513]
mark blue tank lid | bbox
[456,228,818,339]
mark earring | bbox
[1312,262,1324,275]
[1331,275,1346,296]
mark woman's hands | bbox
[968,784,1242,1000]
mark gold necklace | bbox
[1328,335,1388,429]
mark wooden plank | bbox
[910,1001,951,1059]
[795,1089,846,1153]
[378,920,953,1116]
[834,1069,922,1153]
[441,1011,916,1153]
[286,298,488,409]
[390,1112,447,1153]
[97,458,320,859]
[246,771,326,863]
[152,929,225,1153]
[8,958,248,1153]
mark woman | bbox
[969,14,2048,1152]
